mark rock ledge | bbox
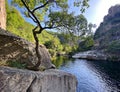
[72,50,107,61]
[0,66,77,92]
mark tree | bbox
[11,0,89,70]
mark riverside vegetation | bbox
[2,0,94,69]
[1,1,120,69]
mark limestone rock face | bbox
[0,28,54,69]
[0,0,6,29]
[93,5,120,61]
[108,5,120,18]
[94,4,120,50]
[0,66,77,92]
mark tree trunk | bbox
[0,0,6,30]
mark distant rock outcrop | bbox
[0,66,77,92]
[94,4,120,51]
[93,5,120,61]
[72,50,107,61]
[0,28,55,69]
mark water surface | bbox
[53,57,120,92]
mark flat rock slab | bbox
[0,66,77,92]
[72,50,107,61]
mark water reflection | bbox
[52,57,120,92]
[52,56,73,68]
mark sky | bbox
[84,0,120,29]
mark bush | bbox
[107,41,120,54]
[78,36,94,51]
[7,61,27,69]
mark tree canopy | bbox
[10,0,89,70]
[11,0,89,32]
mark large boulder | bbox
[0,28,55,69]
[0,66,77,92]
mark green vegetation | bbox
[57,32,79,55]
[0,60,26,69]
[6,1,34,42]
[11,0,89,69]
[78,36,94,51]
[52,56,72,68]
[94,15,120,52]
[7,60,27,69]
[6,1,79,58]
[107,41,120,54]
[44,37,63,57]
[6,1,60,44]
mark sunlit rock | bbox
[0,28,54,69]
[72,50,107,61]
[0,66,77,92]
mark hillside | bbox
[5,2,77,57]
[6,3,57,44]
[6,2,63,57]
[94,5,120,55]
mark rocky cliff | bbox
[0,66,77,92]
[93,5,120,61]
[0,0,6,29]
[0,28,55,69]
[73,5,120,61]
[94,5,120,51]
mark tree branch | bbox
[28,12,37,23]
[32,1,49,13]
[21,0,43,29]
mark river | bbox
[52,57,120,92]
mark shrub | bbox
[7,61,27,69]
[107,41,120,54]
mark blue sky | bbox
[84,0,120,29]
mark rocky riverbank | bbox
[72,50,120,61]
[0,66,77,92]
[72,50,107,61]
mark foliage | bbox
[11,0,89,36]
[7,61,27,69]
[94,12,120,52]
[6,1,61,57]
[6,0,80,58]
[7,0,89,69]
[44,38,63,57]
[57,32,79,54]
[107,41,120,54]
[6,1,58,44]
[52,56,71,68]
[78,36,94,51]
[6,1,34,42]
